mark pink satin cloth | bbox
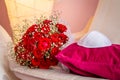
[56,43,120,80]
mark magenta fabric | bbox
[56,43,120,80]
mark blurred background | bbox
[0,0,120,43]
[0,0,98,38]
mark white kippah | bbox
[77,31,112,48]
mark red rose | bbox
[26,24,38,33]
[33,32,44,41]
[56,23,67,33]
[41,25,50,34]
[31,58,40,67]
[51,47,60,56]
[59,33,68,43]
[49,56,58,66]
[38,38,51,51]
[33,49,44,59]
[43,20,52,25]
[22,35,36,51]
[50,33,60,43]
[39,59,51,69]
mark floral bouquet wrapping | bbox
[13,16,69,69]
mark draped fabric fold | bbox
[5,0,54,42]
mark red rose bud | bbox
[51,47,60,56]
[59,33,68,43]
[43,20,52,25]
[26,24,38,33]
[56,23,67,33]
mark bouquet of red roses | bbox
[14,18,68,69]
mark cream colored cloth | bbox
[90,0,120,44]
[0,25,20,80]
[10,63,107,80]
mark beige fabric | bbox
[90,0,120,44]
[5,0,54,25]
[10,62,107,80]
[0,25,20,80]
